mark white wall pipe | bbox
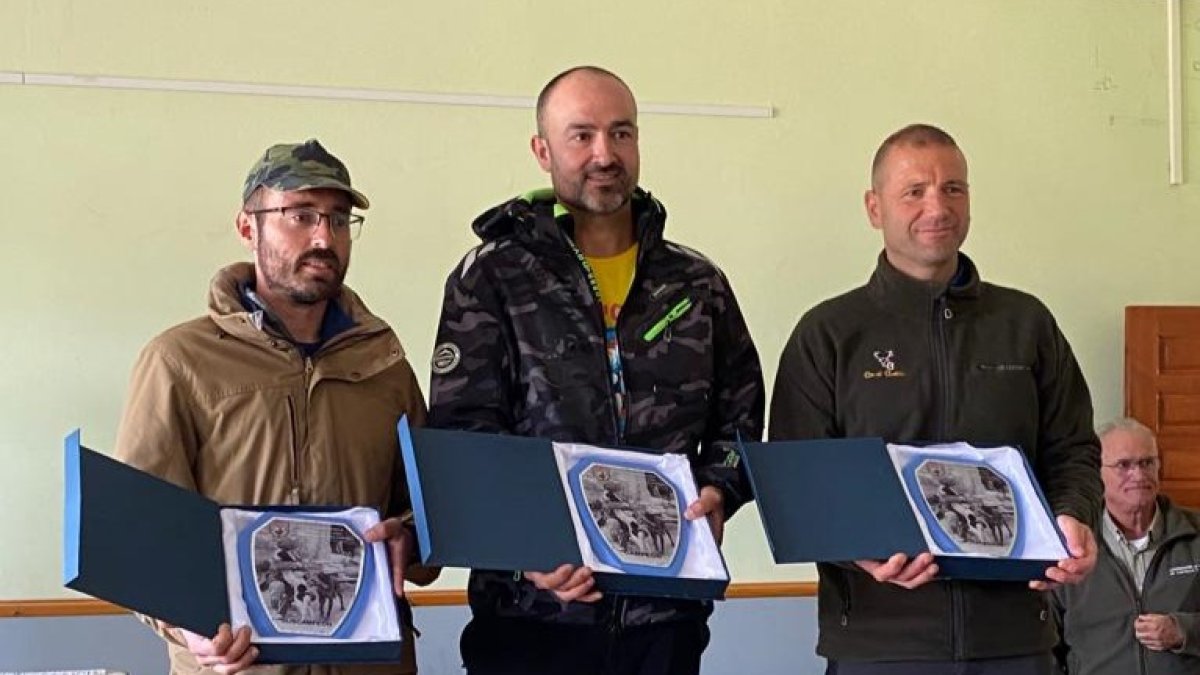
[0,71,774,120]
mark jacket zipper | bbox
[836,568,852,627]
[287,355,316,505]
[1128,561,1147,675]
[949,582,965,659]
[606,595,627,660]
[285,394,301,505]
[589,264,623,444]
[1136,594,1148,675]
[640,294,692,344]
[932,297,962,657]
[933,298,953,439]
[1094,536,1151,675]
[609,244,650,446]
[1132,535,1179,675]
[566,239,629,445]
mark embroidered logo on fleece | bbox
[864,349,907,380]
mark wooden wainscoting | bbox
[1126,306,1200,509]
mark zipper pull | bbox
[642,297,693,342]
[288,486,300,505]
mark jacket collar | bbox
[1097,496,1199,546]
[1157,495,1199,542]
[865,251,982,318]
[206,262,391,352]
[472,187,667,256]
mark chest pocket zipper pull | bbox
[643,297,693,343]
[943,307,954,320]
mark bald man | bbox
[427,66,765,675]
[770,124,1102,674]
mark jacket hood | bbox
[471,187,667,250]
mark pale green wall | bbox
[3,0,1198,599]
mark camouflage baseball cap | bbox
[241,139,370,209]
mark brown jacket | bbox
[115,262,431,675]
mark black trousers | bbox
[461,616,710,675]
[826,653,1057,675]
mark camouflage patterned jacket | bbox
[428,189,765,626]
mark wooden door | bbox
[1126,306,1200,509]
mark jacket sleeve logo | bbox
[431,342,462,375]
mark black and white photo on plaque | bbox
[250,517,364,637]
[915,460,1018,556]
[579,463,682,568]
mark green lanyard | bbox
[564,231,630,439]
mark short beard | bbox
[257,223,345,305]
[281,251,345,305]
[555,175,633,216]
[263,270,341,306]
[566,190,630,216]
[277,283,329,306]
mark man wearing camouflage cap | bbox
[115,139,436,674]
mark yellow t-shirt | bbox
[586,244,639,328]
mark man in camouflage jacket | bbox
[428,66,765,675]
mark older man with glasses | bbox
[114,139,436,674]
[1053,418,1200,675]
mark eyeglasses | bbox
[1102,457,1160,474]
[247,206,365,240]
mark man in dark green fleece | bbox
[770,123,1102,675]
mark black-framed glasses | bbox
[248,206,365,240]
[1102,457,1160,474]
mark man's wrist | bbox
[711,485,730,520]
[1170,614,1186,652]
[403,522,421,565]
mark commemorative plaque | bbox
[911,460,1018,557]
[220,506,398,646]
[553,441,723,586]
[63,431,407,663]
[887,442,1066,563]
[395,418,730,599]
[568,460,687,576]
[237,514,372,638]
[740,437,1071,581]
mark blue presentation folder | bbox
[738,437,1060,581]
[61,430,404,665]
[397,418,729,600]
